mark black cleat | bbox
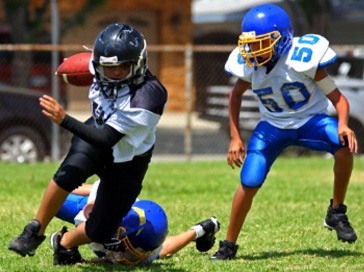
[210,240,238,260]
[324,199,357,243]
[50,226,84,266]
[195,217,220,252]
[8,219,46,257]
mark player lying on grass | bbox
[53,180,220,265]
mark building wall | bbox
[32,0,193,112]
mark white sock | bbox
[190,225,206,239]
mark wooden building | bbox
[30,0,193,112]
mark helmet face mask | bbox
[238,30,281,68]
[94,61,133,86]
[92,23,148,94]
[104,200,168,264]
[239,4,293,68]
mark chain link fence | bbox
[0,44,363,163]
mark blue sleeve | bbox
[55,194,88,224]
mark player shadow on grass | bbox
[240,248,363,261]
[74,260,187,272]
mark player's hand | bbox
[39,95,66,125]
[227,139,246,169]
[338,124,358,153]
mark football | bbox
[56,52,93,86]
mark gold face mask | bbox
[238,30,281,68]
[109,227,152,265]
[108,206,151,265]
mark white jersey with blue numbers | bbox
[225,34,337,129]
[88,73,166,162]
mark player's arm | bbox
[71,184,93,196]
[60,114,123,148]
[227,79,251,169]
[315,67,357,153]
[39,95,124,148]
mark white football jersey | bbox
[88,76,166,162]
[225,34,337,129]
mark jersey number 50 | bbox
[254,34,320,112]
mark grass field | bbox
[1,156,363,271]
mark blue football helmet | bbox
[91,23,148,96]
[238,4,293,68]
[97,200,168,265]
[118,200,168,251]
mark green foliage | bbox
[1,156,363,271]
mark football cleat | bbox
[324,199,357,243]
[210,240,238,260]
[195,217,220,252]
[50,226,84,265]
[8,219,46,257]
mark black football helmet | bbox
[91,23,148,93]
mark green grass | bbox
[1,156,363,271]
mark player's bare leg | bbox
[8,179,68,256]
[50,223,86,265]
[160,230,196,258]
[36,179,69,235]
[324,147,357,243]
[332,147,352,206]
[211,185,258,260]
[161,216,220,258]
[226,185,258,243]
[55,222,91,249]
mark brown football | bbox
[56,52,93,86]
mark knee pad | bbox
[54,164,89,192]
[240,155,267,188]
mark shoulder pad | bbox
[224,47,254,82]
[285,34,337,78]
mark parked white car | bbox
[327,56,364,153]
